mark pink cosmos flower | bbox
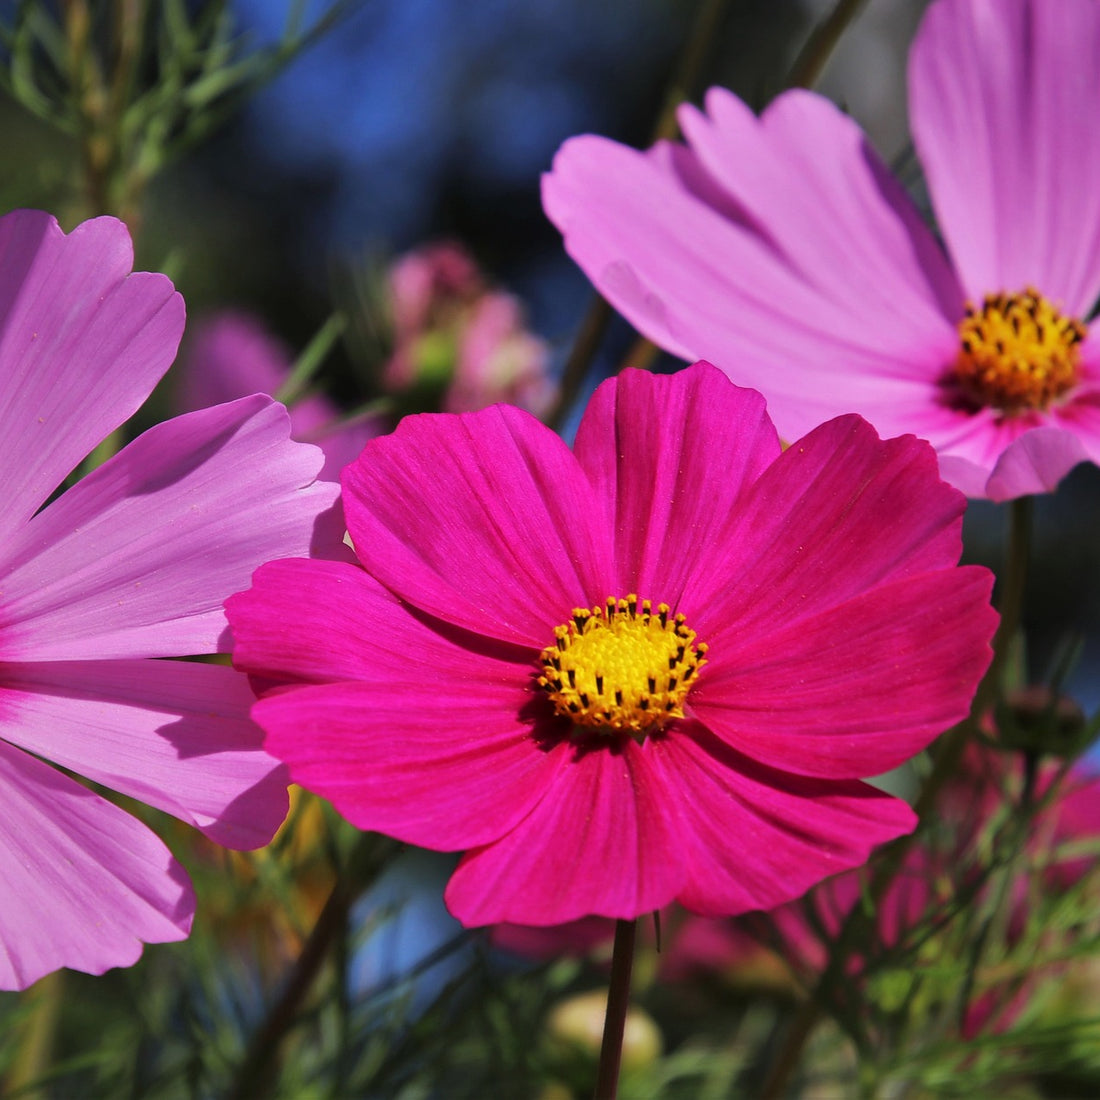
[0,210,339,990]
[178,311,380,480]
[543,0,1100,501]
[228,360,996,927]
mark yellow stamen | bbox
[538,595,707,738]
[953,287,1084,413]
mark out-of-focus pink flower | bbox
[384,241,553,416]
[228,361,995,928]
[544,0,1100,501]
[0,210,340,990]
[179,312,379,481]
[676,741,1100,1036]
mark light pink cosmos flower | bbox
[0,210,340,990]
[384,241,554,416]
[228,361,996,927]
[543,0,1100,501]
[178,311,380,481]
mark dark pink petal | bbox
[692,567,995,778]
[652,727,916,916]
[543,134,958,444]
[0,740,193,991]
[910,0,1100,313]
[255,679,561,851]
[444,740,683,925]
[0,659,287,849]
[228,557,534,686]
[677,87,963,325]
[573,362,780,606]
[342,404,615,647]
[686,415,972,641]
[0,211,184,533]
[0,396,341,661]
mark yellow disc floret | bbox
[538,595,707,738]
[954,287,1084,413]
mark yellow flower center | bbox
[954,288,1085,413]
[538,595,707,737]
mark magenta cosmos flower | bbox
[0,210,339,990]
[543,0,1100,501]
[228,361,997,926]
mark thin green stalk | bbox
[758,496,1033,1099]
[593,918,638,1100]
[786,0,871,89]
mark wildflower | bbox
[178,311,379,480]
[383,241,554,416]
[0,210,339,990]
[228,361,996,926]
[543,0,1100,500]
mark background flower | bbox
[178,310,381,481]
[0,209,340,990]
[543,0,1100,501]
[228,361,996,928]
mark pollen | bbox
[953,287,1084,414]
[538,595,707,738]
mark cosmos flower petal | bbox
[255,680,562,851]
[0,396,341,661]
[0,659,287,850]
[677,87,963,325]
[342,404,615,647]
[444,741,684,926]
[228,557,533,686]
[910,0,1100,313]
[0,211,184,535]
[0,740,193,991]
[982,427,1093,502]
[542,134,958,443]
[687,414,970,638]
[653,726,916,916]
[693,567,996,778]
[572,362,779,602]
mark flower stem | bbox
[786,0,871,89]
[758,496,1033,1098]
[592,918,638,1100]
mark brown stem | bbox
[786,0,871,90]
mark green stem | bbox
[758,497,1033,1098]
[786,0,871,89]
[592,918,638,1100]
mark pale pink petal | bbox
[543,134,956,442]
[652,727,916,916]
[692,567,995,779]
[910,0,1100,312]
[444,740,683,926]
[0,740,192,990]
[0,211,184,533]
[677,87,963,326]
[983,427,1093,502]
[228,557,534,686]
[572,362,780,604]
[255,679,562,851]
[685,416,971,640]
[0,396,341,661]
[0,659,287,849]
[342,405,614,647]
